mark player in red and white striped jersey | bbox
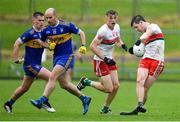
[120,15,165,115]
[77,10,128,114]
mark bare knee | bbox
[137,79,145,87]
[113,83,119,91]
[104,87,113,93]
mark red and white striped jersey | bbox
[94,24,120,60]
[143,23,165,61]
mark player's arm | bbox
[90,37,104,60]
[13,38,24,63]
[115,37,128,51]
[90,37,116,65]
[78,29,86,54]
[129,27,153,54]
[37,39,49,48]
[79,30,86,46]
[37,39,56,51]
[139,27,153,42]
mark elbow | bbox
[90,43,94,51]
[14,43,19,49]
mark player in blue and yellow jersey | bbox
[30,8,91,115]
[3,12,55,113]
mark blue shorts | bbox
[53,54,74,70]
[23,64,42,77]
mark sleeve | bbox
[95,26,105,40]
[68,22,80,34]
[19,31,30,44]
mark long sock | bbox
[79,95,85,101]
[138,101,144,107]
[102,106,109,110]
[84,78,92,86]
[8,99,15,106]
[39,96,48,104]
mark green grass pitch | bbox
[0,80,180,121]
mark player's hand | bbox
[121,44,128,51]
[14,57,24,64]
[78,45,86,54]
[128,47,134,55]
[48,42,56,51]
[103,57,116,66]
[135,40,141,46]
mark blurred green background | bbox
[1,0,180,121]
[0,0,180,80]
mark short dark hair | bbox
[130,15,146,27]
[106,10,118,16]
[33,12,44,18]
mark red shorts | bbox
[93,60,118,77]
[139,58,164,78]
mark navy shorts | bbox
[23,64,42,77]
[53,54,74,70]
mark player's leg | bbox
[66,68,73,82]
[144,60,164,104]
[30,65,65,111]
[101,70,119,114]
[58,72,91,115]
[120,68,149,115]
[77,60,113,92]
[136,67,149,109]
[4,76,34,113]
[143,75,155,104]
[35,67,56,112]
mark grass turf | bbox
[0,80,180,121]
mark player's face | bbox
[33,16,45,30]
[45,13,57,26]
[106,14,117,29]
[132,21,145,32]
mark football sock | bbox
[84,78,92,86]
[8,99,15,106]
[39,96,48,104]
[79,95,85,101]
[138,101,144,107]
[103,106,109,110]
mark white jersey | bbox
[94,24,120,60]
[143,23,165,61]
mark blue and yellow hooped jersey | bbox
[19,27,44,65]
[41,20,80,57]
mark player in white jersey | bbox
[120,15,165,115]
[77,10,128,114]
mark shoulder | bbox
[23,27,34,36]
[148,23,162,33]
[115,24,120,29]
[97,24,107,33]
[59,19,72,27]
[114,24,120,31]
[149,23,159,28]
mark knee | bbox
[104,87,113,93]
[136,79,145,87]
[49,75,56,81]
[113,83,120,91]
